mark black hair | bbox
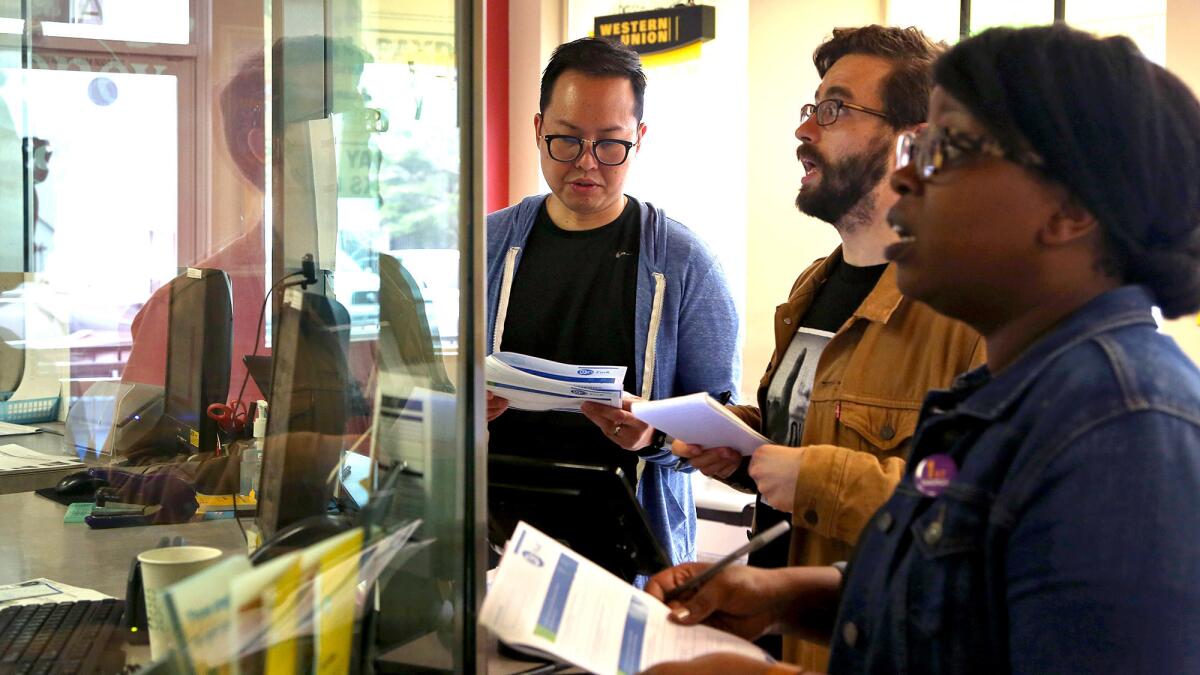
[814,25,945,129]
[540,37,646,121]
[936,25,1200,318]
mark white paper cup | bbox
[138,546,223,661]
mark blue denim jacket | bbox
[828,286,1200,673]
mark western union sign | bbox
[594,5,716,55]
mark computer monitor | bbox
[158,268,232,456]
[370,252,454,478]
[255,285,353,541]
[278,117,338,279]
[487,454,671,582]
[376,252,452,391]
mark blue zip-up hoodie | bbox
[486,195,741,566]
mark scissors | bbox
[207,400,249,435]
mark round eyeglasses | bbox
[895,126,1045,181]
[800,98,889,127]
[540,134,637,166]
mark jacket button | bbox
[924,521,943,545]
[879,424,896,441]
[842,621,859,648]
[782,317,792,325]
[876,511,893,533]
[803,508,819,526]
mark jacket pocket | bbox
[836,401,921,455]
[903,490,992,670]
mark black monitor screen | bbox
[161,268,232,455]
[488,455,670,581]
[256,286,353,540]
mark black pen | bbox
[662,520,791,603]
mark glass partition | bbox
[0,0,483,671]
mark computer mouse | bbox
[55,470,106,497]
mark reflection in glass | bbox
[0,0,478,669]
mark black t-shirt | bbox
[488,197,642,486]
[749,258,888,570]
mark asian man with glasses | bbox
[483,37,740,574]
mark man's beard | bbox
[795,136,891,231]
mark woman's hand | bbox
[643,562,784,640]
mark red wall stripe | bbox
[485,0,510,213]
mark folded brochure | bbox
[486,351,624,412]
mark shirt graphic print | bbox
[763,327,834,447]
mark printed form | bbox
[480,522,771,674]
[485,352,625,412]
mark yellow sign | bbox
[594,5,716,56]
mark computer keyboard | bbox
[0,600,126,675]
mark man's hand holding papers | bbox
[581,394,656,451]
[485,352,625,413]
[630,393,768,456]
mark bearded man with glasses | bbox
[667,26,985,668]
[484,37,740,576]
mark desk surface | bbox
[0,490,554,673]
[0,491,247,597]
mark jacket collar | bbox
[954,285,1158,421]
[855,261,904,324]
[788,246,905,327]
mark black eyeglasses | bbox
[540,134,637,166]
[800,98,889,127]
[895,125,1045,181]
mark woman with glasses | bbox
[639,25,1200,675]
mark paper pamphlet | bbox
[219,522,422,675]
[0,579,109,607]
[229,554,298,675]
[313,529,364,675]
[0,444,83,474]
[630,393,769,456]
[486,352,624,412]
[160,555,254,673]
[0,421,41,436]
[264,559,303,675]
[479,521,772,674]
[146,523,422,674]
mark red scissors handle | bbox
[206,401,248,433]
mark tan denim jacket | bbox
[730,248,985,669]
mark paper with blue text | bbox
[485,352,625,412]
[479,521,771,674]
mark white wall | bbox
[562,1,751,386]
[1162,0,1200,363]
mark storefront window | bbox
[0,0,482,671]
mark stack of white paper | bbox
[631,393,769,456]
[0,444,83,475]
[486,352,624,412]
[480,521,772,674]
